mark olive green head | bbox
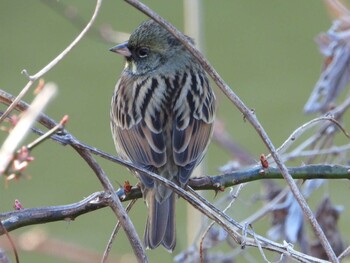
[110,20,193,75]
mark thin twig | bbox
[184,187,323,262]
[282,143,350,161]
[0,84,57,173]
[249,224,285,263]
[242,187,290,225]
[0,0,103,124]
[101,199,138,263]
[27,115,68,151]
[338,245,350,260]
[199,185,244,263]
[0,221,19,263]
[267,116,347,161]
[73,148,148,263]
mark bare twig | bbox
[184,187,326,262]
[249,224,285,263]
[0,221,19,263]
[243,187,290,225]
[26,115,68,151]
[73,148,148,263]
[338,245,350,260]
[0,0,103,124]
[199,185,244,263]
[102,199,138,263]
[283,144,350,161]
[0,84,57,174]
[267,116,349,162]
[122,1,339,261]
[0,90,147,261]
[276,95,350,165]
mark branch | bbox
[2,90,347,190]
[122,1,339,261]
[102,199,138,263]
[190,164,350,190]
[0,84,56,173]
[16,104,151,260]
[1,88,349,261]
[0,0,102,124]
[1,164,348,234]
[72,148,148,263]
[0,82,343,262]
[268,115,350,163]
[0,177,330,262]
[0,192,109,233]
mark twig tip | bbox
[60,115,69,126]
[21,69,34,80]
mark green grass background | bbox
[0,1,349,262]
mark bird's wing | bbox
[172,70,216,184]
[111,76,166,187]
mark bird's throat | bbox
[125,61,138,75]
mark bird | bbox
[109,20,216,251]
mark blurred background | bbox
[1,1,349,262]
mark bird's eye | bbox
[137,47,149,58]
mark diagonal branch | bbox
[71,146,148,263]
[122,1,339,261]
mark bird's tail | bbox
[144,189,176,251]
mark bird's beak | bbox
[109,41,132,57]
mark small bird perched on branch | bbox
[110,20,216,251]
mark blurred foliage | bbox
[0,1,349,262]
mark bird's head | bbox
[110,20,192,75]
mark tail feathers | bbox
[144,191,176,251]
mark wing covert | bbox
[172,69,216,184]
[111,75,167,186]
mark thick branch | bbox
[0,192,109,233]
[0,164,348,234]
[191,164,350,190]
